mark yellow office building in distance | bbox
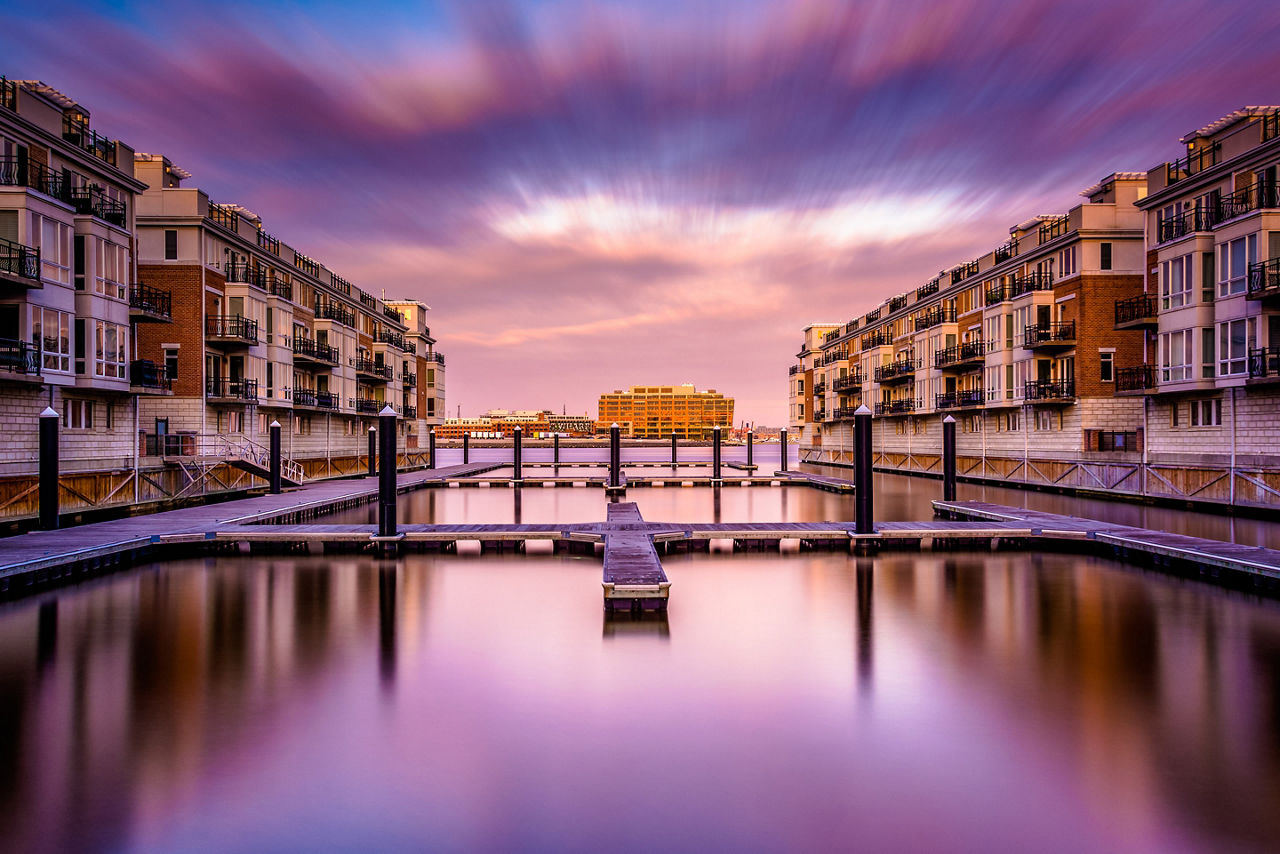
[597,384,734,439]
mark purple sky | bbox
[7,0,1280,423]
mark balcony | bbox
[404,371,417,388]
[352,357,393,382]
[1248,347,1280,383]
[984,283,1009,305]
[269,279,293,301]
[1037,216,1068,243]
[1165,141,1220,185]
[935,340,986,370]
[429,351,446,366]
[913,305,956,331]
[1024,379,1075,403]
[352,397,380,414]
[294,252,321,278]
[832,371,864,392]
[831,406,861,420]
[789,365,800,376]
[861,330,891,349]
[376,329,408,351]
[257,229,280,255]
[129,360,172,394]
[823,329,840,344]
[1157,207,1214,243]
[0,236,41,285]
[935,389,984,410]
[316,302,355,326]
[1024,321,1076,350]
[1116,364,1157,394]
[812,381,826,396]
[68,185,126,227]
[294,389,339,410]
[129,283,172,322]
[1114,293,1157,329]
[208,202,238,231]
[874,358,919,384]
[62,114,117,164]
[206,377,259,403]
[994,238,1018,264]
[0,338,40,377]
[888,294,908,312]
[874,399,918,416]
[1248,258,1280,301]
[916,280,940,300]
[383,305,404,323]
[865,308,881,323]
[403,405,417,419]
[1009,271,1055,298]
[292,337,339,367]
[206,315,259,346]
[951,261,979,284]
[813,409,826,422]
[226,261,269,290]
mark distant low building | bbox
[597,384,734,439]
[435,409,595,439]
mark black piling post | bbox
[670,431,677,466]
[367,426,377,478]
[712,425,722,483]
[746,429,754,469]
[854,404,873,535]
[554,433,561,465]
[513,426,523,483]
[609,423,621,488]
[39,406,58,530]
[780,428,789,472]
[463,431,470,464]
[378,406,398,539]
[429,428,437,470]
[269,419,282,494]
[942,414,957,502]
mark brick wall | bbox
[136,263,207,397]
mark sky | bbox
[5,0,1280,424]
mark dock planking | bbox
[601,503,671,610]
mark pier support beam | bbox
[377,406,398,539]
[429,428,436,470]
[780,428,789,472]
[39,406,58,530]
[854,405,873,534]
[712,425,722,483]
[513,426,523,483]
[367,426,377,478]
[269,420,282,495]
[609,423,621,489]
[942,415,956,502]
[463,431,470,464]
[671,431,678,466]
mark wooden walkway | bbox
[599,503,674,610]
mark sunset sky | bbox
[7,0,1280,424]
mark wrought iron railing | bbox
[225,261,269,289]
[293,337,339,364]
[62,114,116,164]
[1037,216,1068,243]
[0,236,40,281]
[257,229,280,254]
[935,340,986,368]
[1166,141,1220,184]
[129,283,172,318]
[1023,321,1076,347]
[208,202,238,231]
[1009,271,1054,298]
[316,302,355,326]
[888,294,908,312]
[294,252,322,278]
[0,338,39,375]
[67,185,126,226]
[206,315,259,343]
[1114,293,1157,325]
[1248,346,1280,380]
[874,399,918,416]
[916,280,940,300]
[1024,379,1075,401]
[130,359,171,390]
[1116,364,1156,392]
[874,358,919,383]
[861,330,891,349]
[951,261,979,284]
[1247,258,1280,298]
[206,377,259,401]
[913,305,956,330]
[936,388,984,409]
[352,357,393,380]
[994,238,1018,263]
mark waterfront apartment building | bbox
[598,384,734,439]
[790,172,1150,496]
[131,153,446,472]
[0,78,149,478]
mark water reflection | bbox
[602,609,671,640]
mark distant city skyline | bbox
[7,0,1280,423]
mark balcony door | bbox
[1037,359,1052,383]
[1036,304,1051,331]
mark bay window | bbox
[1217,234,1257,297]
[94,320,127,379]
[1160,329,1193,382]
[94,238,129,299]
[1161,254,1192,309]
[32,307,71,373]
[1218,318,1255,376]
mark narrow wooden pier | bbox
[600,503,672,611]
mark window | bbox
[1099,352,1114,382]
[1005,411,1019,432]
[427,397,436,416]
[1202,328,1216,378]
[1100,242,1112,270]
[95,238,128,299]
[1217,234,1257,297]
[1160,330,1193,382]
[1218,318,1255,376]
[94,321,126,379]
[32,213,72,284]
[1189,398,1223,427]
[62,399,93,429]
[797,378,804,393]
[164,348,178,380]
[164,229,178,260]
[426,368,435,387]
[296,416,312,436]
[962,415,981,433]
[1161,254,1192,308]
[1035,410,1060,431]
[32,307,71,373]
[1059,246,1076,277]
[219,410,244,433]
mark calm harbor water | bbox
[1,448,1279,852]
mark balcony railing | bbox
[1024,379,1075,402]
[269,279,293,301]
[812,381,826,395]
[824,329,840,344]
[951,261,979,284]
[257,229,280,255]
[888,294,908,312]
[1037,216,1068,243]
[129,359,171,391]
[0,77,15,111]
[206,377,259,401]
[404,371,417,388]
[352,357,393,381]
[225,261,269,289]
[316,302,355,326]
[292,337,340,364]
[833,371,863,392]
[62,114,116,164]
[813,409,826,422]
[831,406,860,420]
[294,252,321,278]
[403,405,417,419]
[916,280,940,300]
[0,338,39,375]
[129,283,172,319]
[874,358,919,384]
[1166,142,1220,185]
[429,351,445,366]
[1157,207,1214,243]
[294,389,339,410]
[913,305,956,331]
[383,305,404,323]
[1023,321,1076,348]
[936,389,984,410]
[352,397,380,414]
[1248,346,1280,380]
[208,202,238,231]
[789,365,800,375]
[0,236,41,282]
[874,399,918,416]
[376,330,407,350]
[1116,364,1156,392]
[985,283,1009,305]
[206,315,259,344]
[994,238,1018,264]
[865,308,881,323]
[1248,258,1280,299]
[935,340,986,369]
[861,330,891,349]
[844,319,860,335]
[67,185,126,227]
[1114,293,1157,326]
[1009,271,1054,298]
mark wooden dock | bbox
[599,503,673,610]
